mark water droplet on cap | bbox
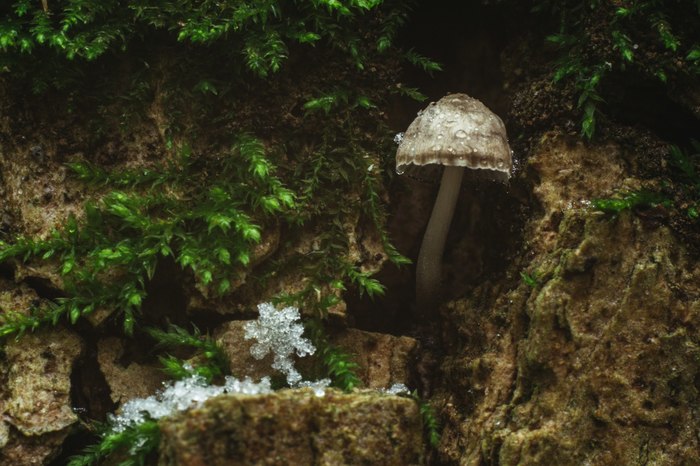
[471,113,485,124]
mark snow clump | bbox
[384,383,411,396]
[110,372,272,432]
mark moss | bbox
[0,0,424,337]
[0,3,433,462]
[533,0,700,139]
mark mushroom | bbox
[395,93,512,314]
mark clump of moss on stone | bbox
[534,0,700,138]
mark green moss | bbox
[591,142,699,223]
[0,3,436,463]
[67,419,160,466]
[591,190,670,215]
[0,1,405,78]
[520,270,540,288]
[147,324,230,383]
[0,137,297,336]
[536,0,700,139]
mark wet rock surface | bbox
[435,135,700,465]
[332,328,418,389]
[0,326,82,464]
[158,389,424,466]
[217,321,418,389]
[0,3,698,465]
[97,337,166,405]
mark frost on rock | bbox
[109,374,272,432]
[384,383,411,396]
[297,378,332,397]
[244,302,315,386]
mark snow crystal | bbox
[297,378,332,397]
[244,302,315,386]
[109,374,272,432]
[103,302,334,435]
[224,375,273,394]
[384,383,411,396]
[393,132,404,145]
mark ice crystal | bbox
[244,302,315,386]
[110,374,272,432]
[297,378,332,397]
[393,132,404,145]
[384,383,410,395]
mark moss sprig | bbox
[592,142,700,220]
[414,392,441,449]
[591,190,671,216]
[146,323,230,383]
[307,318,362,392]
[67,419,160,466]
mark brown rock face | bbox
[158,389,424,466]
[97,337,166,405]
[437,135,700,465]
[216,321,418,389]
[333,328,418,389]
[0,327,82,465]
[215,320,273,381]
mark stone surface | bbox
[97,337,166,405]
[216,321,418,389]
[3,329,82,435]
[436,134,700,465]
[158,389,424,466]
[0,431,73,466]
[0,323,82,465]
[333,328,418,389]
[215,320,278,381]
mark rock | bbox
[0,328,82,465]
[216,322,418,389]
[0,431,74,466]
[215,320,277,381]
[97,337,166,405]
[437,134,700,464]
[332,328,418,389]
[158,389,424,466]
[0,280,42,317]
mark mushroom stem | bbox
[416,165,464,314]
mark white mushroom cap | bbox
[396,93,512,182]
